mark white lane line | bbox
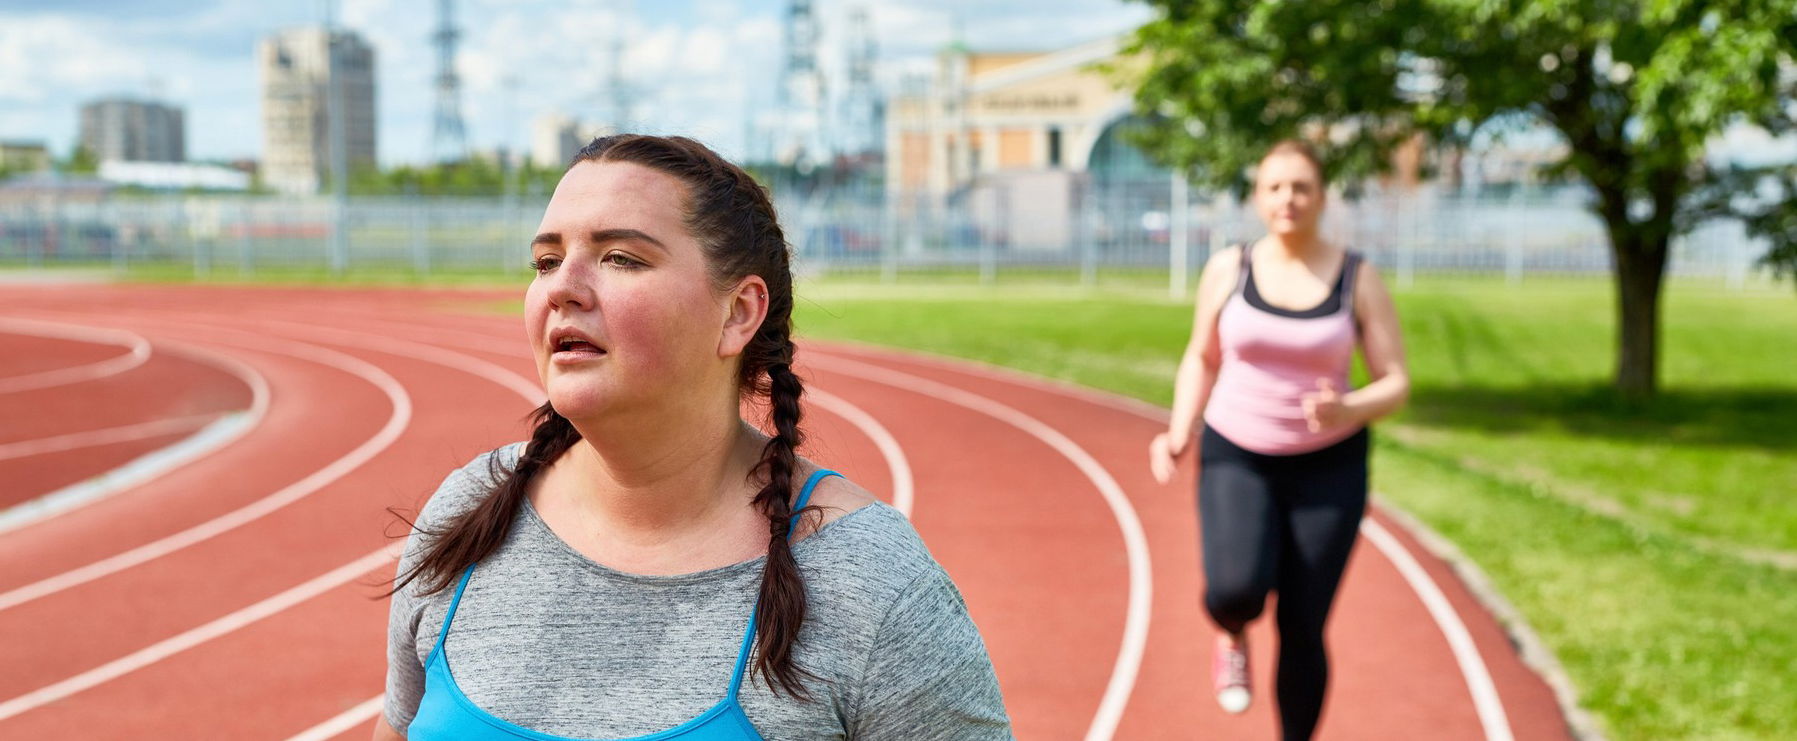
[0,545,401,723]
[0,317,153,394]
[247,319,544,403]
[0,414,222,462]
[812,344,1517,741]
[807,387,914,518]
[285,695,385,741]
[808,354,1151,741]
[1360,519,1515,741]
[0,340,273,536]
[0,331,411,613]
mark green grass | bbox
[790,275,1797,740]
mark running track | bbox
[0,284,1575,740]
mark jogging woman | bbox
[1148,140,1410,740]
[378,135,1011,740]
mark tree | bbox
[63,145,98,175]
[1119,0,1797,397]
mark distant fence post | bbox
[411,199,431,276]
[1169,171,1189,299]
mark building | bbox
[0,140,52,173]
[885,35,1187,197]
[97,161,250,191]
[260,27,377,194]
[885,35,1166,249]
[531,113,582,169]
[79,98,185,163]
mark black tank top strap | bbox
[1338,250,1362,317]
[1232,242,1253,297]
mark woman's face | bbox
[524,160,735,423]
[1252,152,1325,239]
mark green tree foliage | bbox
[1119,0,1797,396]
[63,145,99,175]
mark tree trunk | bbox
[1610,229,1669,399]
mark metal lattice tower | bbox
[839,5,881,158]
[777,0,825,166]
[430,0,468,163]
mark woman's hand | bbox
[1300,378,1353,432]
[1149,431,1182,485]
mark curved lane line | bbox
[0,413,223,462]
[1361,519,1515,740]
[810,343,1517,741]
[285,695,387,741]
[0,340,273,536]
[0,317,153,395]
[806,353,1152,741]
[0,329,410,613]
[804,387,914,518]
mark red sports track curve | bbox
[0,284,1574,740]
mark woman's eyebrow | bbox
[529,230,667,251]
[591,228,667,251]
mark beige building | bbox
[260,28,377,194]
[0,140,51,173]
[886,35,1169,249]
[886,35,1155,198]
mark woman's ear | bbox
[718,276,770,359]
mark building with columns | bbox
[886,35,1149,198]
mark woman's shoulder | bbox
[795,495,945,602]
[416,441,528,529]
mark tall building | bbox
[531,113,582,169]
[260,27,377,194]
[78,98,185,163]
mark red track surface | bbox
[0,284,1574,740]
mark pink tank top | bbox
[1204,244,1364,456]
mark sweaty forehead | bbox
[540,161,692,234]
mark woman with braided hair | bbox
[377,135,1011,740]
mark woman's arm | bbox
[372,715,405,740]
[1342,260,1409,424]
[849,569,1012,739]
[1150,246,1239,484]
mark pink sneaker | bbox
[1212,633,1251,713]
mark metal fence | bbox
[0,180,1778,291]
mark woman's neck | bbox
[1260,230,1326,261]
[552,407,770,547]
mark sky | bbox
[0,0,1154,166]
[2,0,1786,169]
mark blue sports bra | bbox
[407,469,842,741]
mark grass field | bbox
[790,275,1797,740]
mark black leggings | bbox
[1198,425,1368,741]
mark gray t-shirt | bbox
[385,443,1012,739]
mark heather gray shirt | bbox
[384,444,1012,740]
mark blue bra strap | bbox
[431,564,478,658]
[726,468,840,698]
[791,468,837,516]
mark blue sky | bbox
[0,0,1154,165]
